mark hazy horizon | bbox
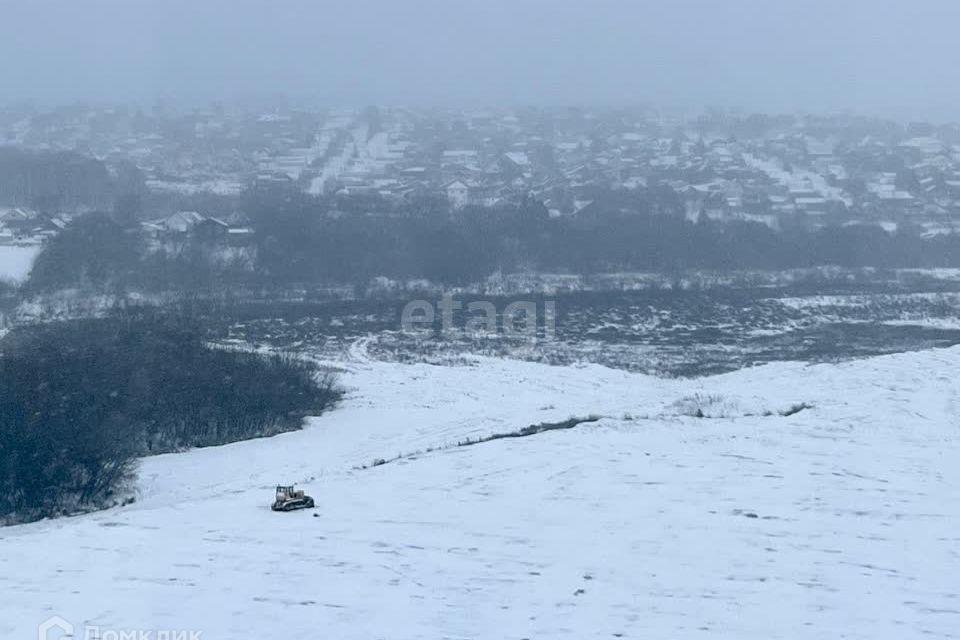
[2,0,959,121]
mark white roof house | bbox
[163,211,205,233]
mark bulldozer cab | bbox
[276,485,303,500]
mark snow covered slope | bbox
[3,345,959,639]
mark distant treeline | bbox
[0,309,341,524]
[0,147,144,211]
[22,187,960,294]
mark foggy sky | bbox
[1,0,958,119]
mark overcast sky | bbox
[1,0,957,119]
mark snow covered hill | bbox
[3,345,959,639]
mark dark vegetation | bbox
[778,402,814,417]
[0,147,144,211]
[461,416,602,444]
[26,212,145,293]
[238,187,960,285]
[361,416,601,470]
[22,186,960,295]
[0,309,341,524]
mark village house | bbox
[445,180,470,209]
[162,210,205,234]
[0,207,40,238]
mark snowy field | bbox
[0,244,40,282]
[2,344,959,639]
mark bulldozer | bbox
[271,484,315,512]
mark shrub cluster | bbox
[0,310,340,523]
